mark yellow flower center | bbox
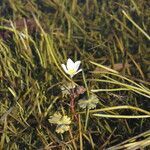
[68,69,76,75]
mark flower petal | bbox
[67,58,75,70]
[74,61,81,71]
[61,64,68,74]
[74,68,82,75]
[70,74,74,78]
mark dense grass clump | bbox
[0,0,150,149]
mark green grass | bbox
[0,0,150,149]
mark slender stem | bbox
[70,92,75,114]
[70,80,78,120]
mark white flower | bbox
[61,58,82,78]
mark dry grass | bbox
[0,0,150,149]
